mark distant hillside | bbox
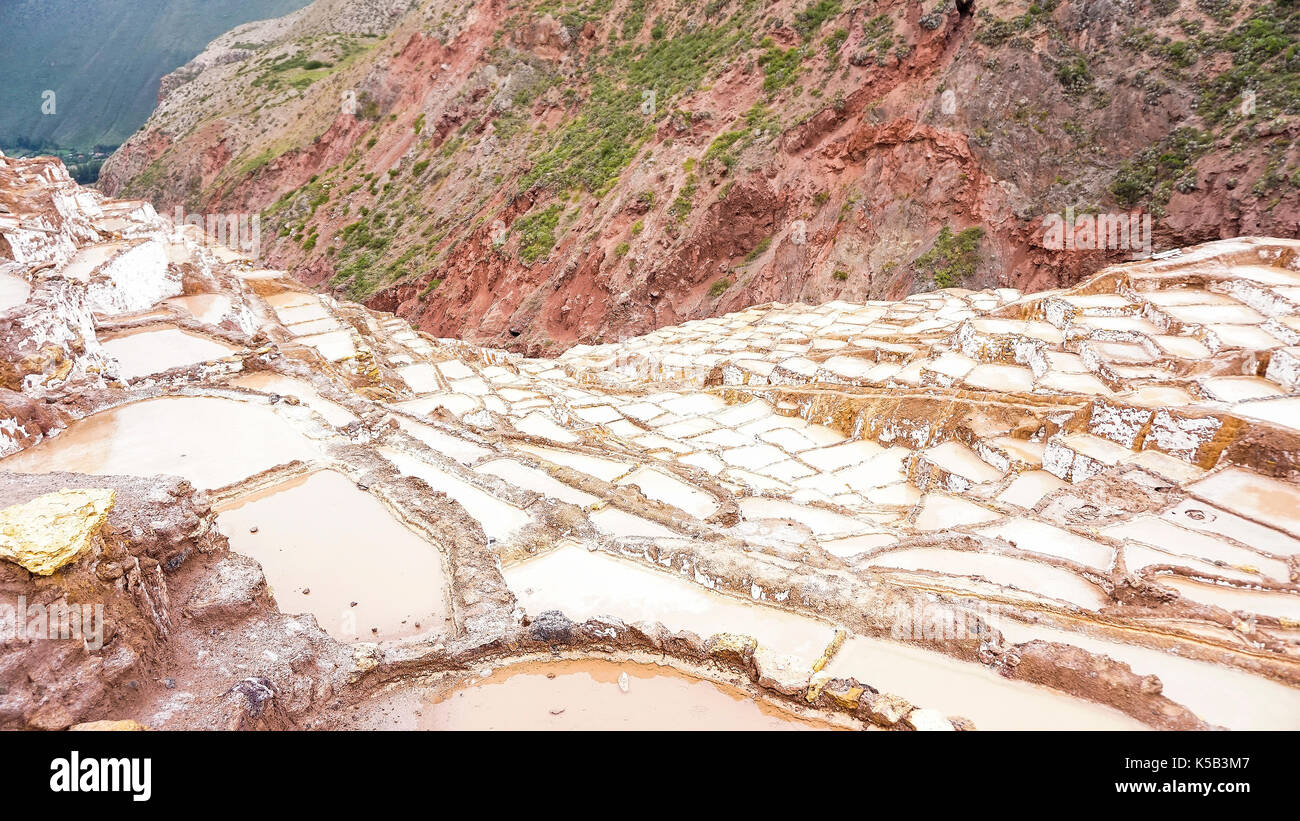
[0,0,311,154]
[101,0,1300,355]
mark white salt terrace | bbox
[505,544,838,670]
[0,272,30,311]
[379,447,532,543]
[3,171,1299,732]
[821,635,1147,731]
[476,458,598,506]
[231,371,360,427]
[60,241,127,281]
[862,547,1110,610]
[617,467,719,518]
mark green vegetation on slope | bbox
[520,15,747,195]
[1197,2,1300,124]
[250,36,375,92]
[183,0,853,302]
[513,204,565,264]
[914,226,984,289]
[1110,128,1214,212]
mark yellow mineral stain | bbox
[68,720,149,731]
[0,488,115,575]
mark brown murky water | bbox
[0,396,318,488]
[217,470,451,642]
[165,293,232,325]
[366,659,834,731]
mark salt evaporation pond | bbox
[102,324,237,379]
[218,470,451,642]
[0,396,318,488]
[361,658,835,731]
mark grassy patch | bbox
[621,0,651,39]
[513,204,564,264]
[418,277,443,300]
[703,128,746,170]
[521,22,743,194]
[742,235,771,263]
[914,225,984,289]
[973,1,1059,48]
[1198,3,1300,125]
[759,38,805,92]
[1056,54,1092,96]
[251,37,372,92]
[793,0,843,39]
[1110,127,1214,211]
[669,173,699,221]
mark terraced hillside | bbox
[2,152,1299,730]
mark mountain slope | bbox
[0,0,311,152]
[100,0,1300,354]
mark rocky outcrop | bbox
[0,473,201,729]
[0,488,116,575]
[0,276,114,393]
[0,466,357,731]
[0,388,64,457]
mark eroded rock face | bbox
[0,468,352,730]
[0,388,63,457]
[0,474,195,729]
[183,553,273,622]
[2,153,1300,731]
